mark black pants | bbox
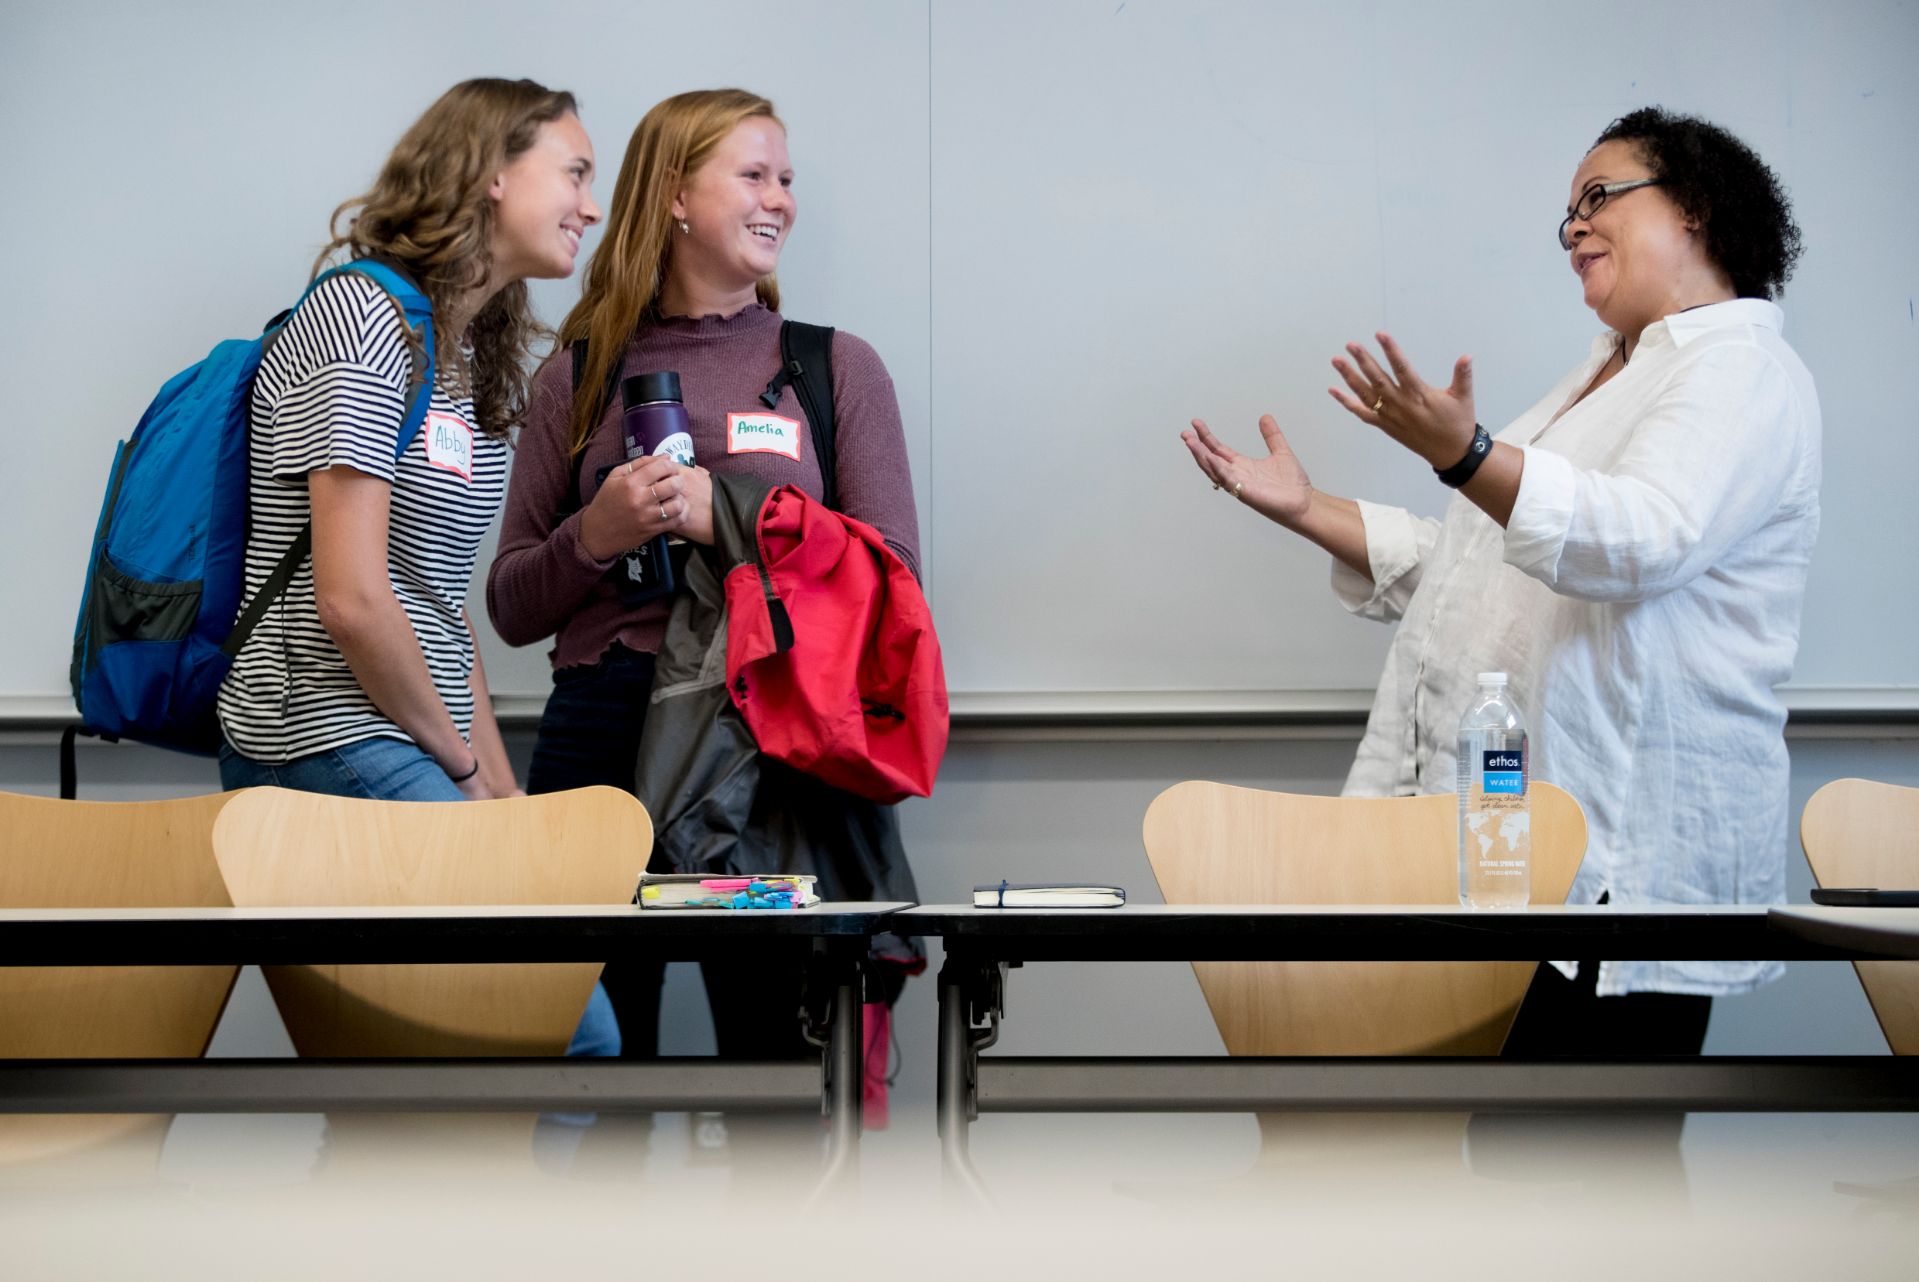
[1468,957,1712,1191]
[527,644,811,1061]
[1501,957,1713,1059]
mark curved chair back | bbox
[1800,778,1919,1054]
[0,789,239,1165]
[210,786,652,1057]
[1142,780,1587,1056]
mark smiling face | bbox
[1563,139,1715,341]
[669,116,795,298]
[488,112,600,283]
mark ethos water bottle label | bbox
[726,411,802,460]
[1481,750,1525,796]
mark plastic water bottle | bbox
[1456,672,1531,908]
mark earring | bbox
[677,220,689,235]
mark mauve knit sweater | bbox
[486,304,921,671]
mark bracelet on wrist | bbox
[1435,425,1493,489]
[447,755,481,783]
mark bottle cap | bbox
[1477,672,1508,685]
[622,371,682,406]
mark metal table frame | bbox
[0,902,913,1189]
[899,904,1919,1196]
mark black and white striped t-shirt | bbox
[216,271,507,761]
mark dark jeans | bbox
[527,644,812,1062]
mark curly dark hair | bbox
[1592,107,1803,300]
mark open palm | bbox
[1182,414,1315,527]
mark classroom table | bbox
[1767,905,1919,959]
[0,902,912,1185]
[898,904,1919,1193]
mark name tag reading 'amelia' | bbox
[727,410,802,460]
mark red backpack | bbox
[722,485,947,803]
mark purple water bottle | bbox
[616,371,695,604]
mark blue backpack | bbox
[69,259,435,758]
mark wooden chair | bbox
[0,789,240,1167]
[1799,778,1919,1054]
[1141,780,1588,1057]
[209,786,652,1057]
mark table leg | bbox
[814,954,863,1197]
[937,957,994,1204]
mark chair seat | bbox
[1801,778,1919,1054]
[1143,780,1587,1057]
[211,786,653,1058]
[0,789,240,1167]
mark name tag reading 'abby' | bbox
[424,411,474,481]
[726,411,802,461]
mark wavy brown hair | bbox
[317,77,579,441]
[556,89,782,455]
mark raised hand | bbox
[1330,332,1477,470]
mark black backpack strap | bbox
[563,340,626,516]
[58,724,119,799]
[777,321,838,511]
[59,725,80,800]
[221,526,312,659]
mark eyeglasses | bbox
[1558,178,1661,250]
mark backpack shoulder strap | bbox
[333,258,437,459]
[779,321,837,510]
[221,260,437,659]
[560,340,626,516]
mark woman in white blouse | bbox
[1183,107,1817,1060]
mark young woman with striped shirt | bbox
[216,79,600,804]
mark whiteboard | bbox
[4,0,1915,722]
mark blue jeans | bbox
[218,736,620,1058]
[217,736,464,801]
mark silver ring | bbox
[658,501,669,521]
[648,481,659,502]
[1212,482,1222,491]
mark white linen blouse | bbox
[1335,299,1821,997]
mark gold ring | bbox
[1232,482,1244,500]
[1371,395,1384,412]
[648,482,659,502]
[658,501,669,521]
[1212,482,1222,491]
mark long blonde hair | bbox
[317,77,579,441]
[556,89,783,455]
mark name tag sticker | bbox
[424,411,474,481]
[727,411,802,460]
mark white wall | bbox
[8,0,1918,719]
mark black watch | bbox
[1435,425,1493,489]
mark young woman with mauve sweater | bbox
[486,89,921,1088]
